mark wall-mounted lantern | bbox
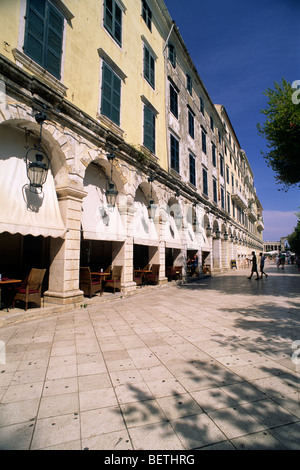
[206,224,212,237]
[215,228,221,239]
[25,112,49,193]
[105,150,118,208]
[147,173,155,219]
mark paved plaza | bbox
[0,263,299,450]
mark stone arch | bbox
[0,107,69,189]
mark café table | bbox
[91,272,110,296]
[0,278,22,311]
[134,269,152,285]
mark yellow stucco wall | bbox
[0,0,168,170]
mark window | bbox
[143,104,155,153]
[142,0,152,31]
[104,0,122,46]
[201,129,207,154]
[170,134,179,173]
[213,178,218,204]
[200,97,204,115]
[143,45,155,89]
[188,109,194,139]
[186,74,192,95]
[227,193,231,214]
[221,187,225,209]
[220,155,224,177]
[168,43,176,67]
[210,116,214,131]
[24,0,65,79]
[212,142,216,166]
[170,84,178,118]
[202,168,208,196]
[101,62,121,125]
[226,165,229,184]
[189,153,196,186]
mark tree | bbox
[288,213,300,255]
[257,78,300,190]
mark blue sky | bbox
[164,0,300,241]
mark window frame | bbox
[104,0,123,47]
[170,133,180,174]
[202,167,208,196]
[141,0,152,31]
[143,103,156,154]
[168,43,176,68]
[170,83,178,119]
[143,43,155,89]
[188,108,195,139]
[100,61,122,126]
[23,0,65,80]
[201,128,207,154]
[189,153,196,187]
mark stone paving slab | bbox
[0,264,299,450]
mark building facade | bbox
[0,0,264,307]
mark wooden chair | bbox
[104,266,122,293]
[166,266,182,281]
[145,264,160,284]
[134,270,143,286]
[79,267,101,298]
[13,268,46,311]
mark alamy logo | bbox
[0,340,5,365]
[292,340,300,365]
[292,80,300,104]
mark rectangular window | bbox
[189,153,196,186]
[168,43,176,67]
[221,187,225,209]
[210,116,214,131]
[24,0,64,79]
[101,62,121,125]
[170,134,179,174]
[227,193,231,214]
[186,74,192,95]
[200,97,204,115]
[226,165,229,184]
[170,84,178,118]
[202,168,208,196]
[143,45,155,89]
[212,142,216,166]
[143,104,155,153]
[142,0,152,31]
[220,155,224,176]
[104,0,122,46]
[213,178,218,204]
[188,109,194,139]
[201,129,207,154]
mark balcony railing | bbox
[231,187,247,209]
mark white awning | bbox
[81,165,126,242]
[133,201,158,246]
[0,156,66,238]
[163,211,182,249]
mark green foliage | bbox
[257,78,300,190]
[288,213,300,254]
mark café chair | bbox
[145,264,160,284]
[104,266,122,293]
[13,268,46,311]
[79,267,101,298]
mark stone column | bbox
[44,186,86,305]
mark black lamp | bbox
[25,112,49,192]
[206,224,212,237]
[106,150,118,208]
[147,173,155,219]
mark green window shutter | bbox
[144,105,155,153]
[24,0,46,67]
[144,46,155,89]
[46,3,64,79]
[104,0,122,46]
[101,63,121,126]
[24,0,64,80]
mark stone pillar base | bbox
[44,289,84,305]
[121,281,137,294]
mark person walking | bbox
[247,251,259,280]
[259,252,268,278]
